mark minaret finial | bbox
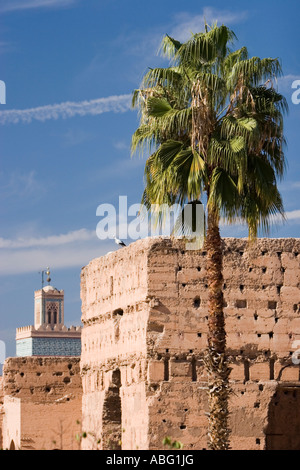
[46,267,51,285]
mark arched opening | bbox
[9,440,16,450]
[102,369,122,450]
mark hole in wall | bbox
[113,308,124,317]
[270,359,275,380]
[277,285,282,295]
[268,301,277,310]
[193,296,201,309]
[164,357,170,381]
[192,357,197,382]
[236,300,247,309]
[244,361,250,382]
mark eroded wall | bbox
[80,239,151,449]
[2,357,82,450]
[0,377,4,449]
[81,236,300,450]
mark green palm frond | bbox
[132,23,287,240]
[158,35,182,59]
[227,57,283,90]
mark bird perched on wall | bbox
[114,237,126,247]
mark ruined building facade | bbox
[1,236,300,450]
[80,237,300,451]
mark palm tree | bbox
[131,24,287,450]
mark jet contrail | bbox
[0,94,132,125]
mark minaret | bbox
[16,268,81,357]
[34,268,65,329]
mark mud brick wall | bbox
[2,357,82,450]
[0,377,3,449]
[80,237,300,450]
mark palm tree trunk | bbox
[205,209,231,450]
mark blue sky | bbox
[0,0,299,360]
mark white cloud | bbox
[284,210,300,221]
[0,228,115,275]
[277,74,300,96]
[169,7,248,42]
[279,180,300,191]
[113,141,130,151]
[0,170,43,200]
[0,244,110,275]
[0,0,77,13]
[0,228,96,249]
[0,94,132,125]
[220,209,300,236]
[63,128,95,147]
